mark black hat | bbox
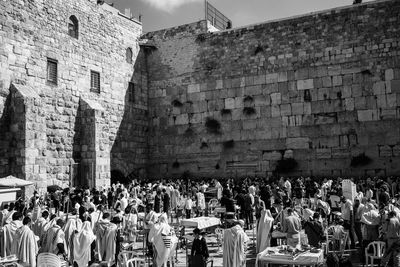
[111,216,123,224]
[193,228,201,235]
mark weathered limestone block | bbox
[357,109,379,121]
[297,79,314,90]
[286,137,310,149]
[392,80,400,93]
[225,98,235,109]
[316,148,332,159]
[262,151,282,160]
[280,104,291,116]
[271,92,281,105]
[379,145,393,157]
[188,84,200,93]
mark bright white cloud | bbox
[139,0,202,12]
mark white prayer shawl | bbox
[90,211,102,229]
[3,210,15,225]
[257,210,273,253]
[64,217,83,250]
[0,209,8,227]
[94,219,116,262]
[32,217,47,237]
[72,221,96,267]
[148,221,177,267]
[196,192,206,210]
[223,225,249,267]
[42,225,66,255]
[16,225,38,267]
[2,220,23,256]
[361,203,380,225]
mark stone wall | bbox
[0,0,147,189]
[145,0,400,178]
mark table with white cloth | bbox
[181,216,221,230]
[257,246,324,267]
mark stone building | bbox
[1,0,400,190]
[0,0,147,191]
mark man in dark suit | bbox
[304,212,324,248]
[191,228,209,267]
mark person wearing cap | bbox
[190,228,209,267]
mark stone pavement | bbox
[129,225,258,267]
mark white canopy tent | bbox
[0,175,33,188]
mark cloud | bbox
[139,0,202,12]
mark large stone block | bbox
[286,137,310,149]
[297,79,314,90]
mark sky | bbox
[110,0,374,32]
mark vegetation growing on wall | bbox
[351,153,372,167]
[171,99,183,107]
[223,139,235,149]
[205,117,221,134]
[243,107,256,116]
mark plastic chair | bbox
[215,228,224,251]
[365,241,385,267]
[126,257,147,267]
[37,253,61,267]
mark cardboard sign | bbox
[342,179,356,201]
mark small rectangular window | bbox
[128,82,135,103]
[47,58,58,85]
[90,71,100,93]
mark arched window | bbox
[126,47,133,64]
[68,15,79,39]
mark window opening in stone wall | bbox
[68,15,79,39]
[126,47,133,64]
[90,71,100,93]
[128,82,135,102]
[47,58,58,85]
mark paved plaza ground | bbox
[127,224,366,267]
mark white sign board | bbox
[342,179,357,201]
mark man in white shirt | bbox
[120,193,128,213]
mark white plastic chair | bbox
[37,253,61,267]
[215,228,224,251]
[365,241,385,267]
[127,257,147,267]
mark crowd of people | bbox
[0,175,400,266]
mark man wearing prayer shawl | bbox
[41,219,67,257]
[64,215,83,250]
[148,213,178,267]
[94,212,118,263]
[32,210,49,238]
[72,221,96,267]
[256,205,273,253]
[0,211,23,257]
[16,216,38,267]
[0,204,9,227]
[223,220,249,267]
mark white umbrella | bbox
[0,175,34,187]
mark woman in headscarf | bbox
[72,221,96,267]
[148,213,178,267]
